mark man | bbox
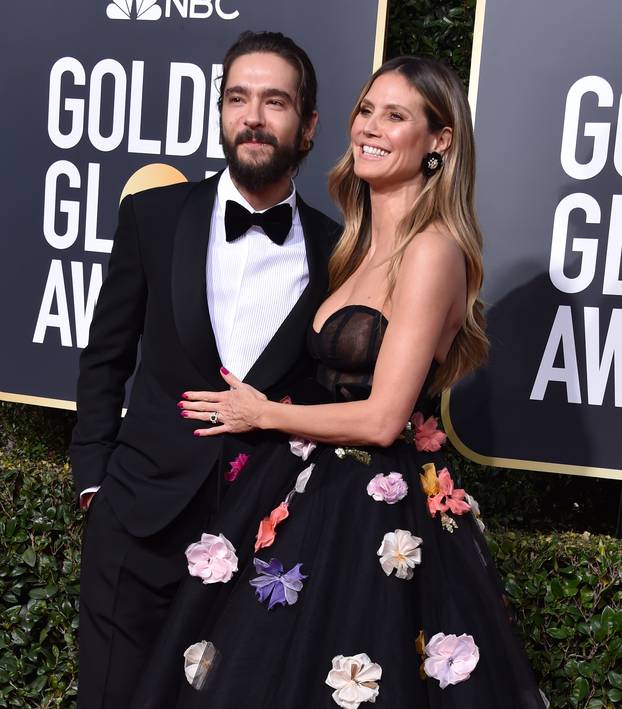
[70,31,340,708]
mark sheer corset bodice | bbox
[308,304,437,412]
[308,305,388,401]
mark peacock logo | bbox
[106,0,162,20]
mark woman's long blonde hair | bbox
[328,56,488,393]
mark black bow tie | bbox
[224,200,293,246]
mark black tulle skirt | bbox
[131,436,546,709]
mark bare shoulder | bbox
[398,224,465,280]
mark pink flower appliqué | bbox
[427,469,471,518]
[254,502,290,552]
[225,453,249,482]
[185,533,238,584]
[366,472,408,505]
[423,633,480,689]
[289,436,317,461]
[411,412,447,452]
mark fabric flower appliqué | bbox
[325,653,382,708]
[224,452,249,482]
[377,529,422,580]
[183,640,220,690]
[411,412,447,452]
[185,533,238,584]
[335,447,372,465]
[366,472,408,504]
[465,493,485,532]
[420,463,471,533]
[255,502,289,551]
[415,630,428,679]
[427,467,471,516]
[253,464,316,552]
[423,633,480,689]
[294,463,315,494]
[289,436,316,461]
[249,557,306,609]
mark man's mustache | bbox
[234,129,278,148]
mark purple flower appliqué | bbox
[249,557,306,610]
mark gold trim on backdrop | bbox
[373,0,389,70]
[1,391,76,411]
[0,391,128,417]
[467,0,486,120]
[441,390,622,481]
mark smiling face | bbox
[350,71,450,190]
[220,52,317,194]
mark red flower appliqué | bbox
[427,468,471,518]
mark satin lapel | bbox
[171,173,223,388]
[244,194,329,392]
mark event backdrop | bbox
[443,0,622,480]
[0,0,387,409]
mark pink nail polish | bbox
[193,430,201,437]
[220,366,229,375]
[181,411,189,418]
[177,402,184,408]
[182,392,189,399]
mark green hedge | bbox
[0,462,79,706]
[385,0,476,85]
[490,532,622,708]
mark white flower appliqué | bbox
[294,463,315,494]
[289,436,317,461]
[325,653,382,708]
[465,493,486,532]
[377,529,422,580]
[183,640,219,690]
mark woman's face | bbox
[350,71,446,189]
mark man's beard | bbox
[221,126,302,193]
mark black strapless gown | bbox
[132,306,545,709]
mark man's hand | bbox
[179,367,267,436]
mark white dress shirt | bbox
[206,168,309,379]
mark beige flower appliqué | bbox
[325,653,382,708]
[377,529,423,580]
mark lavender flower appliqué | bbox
[366,472,408,504]
[249,557,307,610]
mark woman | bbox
[134,57,546,708]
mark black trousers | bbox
[77,479,215,709]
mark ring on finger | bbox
[209,411,219,425]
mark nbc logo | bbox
[106,0,239,20]
[107,0,161,20]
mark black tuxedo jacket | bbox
[69,172,340,537]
